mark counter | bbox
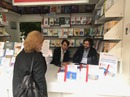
[46,64,130,97]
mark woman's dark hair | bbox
[83,38,94,47]
[61,39,70,46]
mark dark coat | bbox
[13,49,48,97]
[51,47,70,67]
[72,46,98,65]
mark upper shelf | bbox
[95,0,124,24]
[0,7,8,13]
[95,0,105,10]
[0,21,9,26]
[108,41,121,60]
[105,0,124,17]
[103,19,123,40]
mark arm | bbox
[33,53,48,97]
[51,48,60,65]
[63,50,70,62]
[13,56,21,96]
[88,48,99,65]
[72,47,81,63]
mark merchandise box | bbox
[57,64,104,82]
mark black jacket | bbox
[51,47,70,67]
[72,46,98,65]
[13,49,48,97]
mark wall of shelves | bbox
[93,0,124,61]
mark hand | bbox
[61,62,69,66]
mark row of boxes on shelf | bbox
[17,5,94,14]
[0,42,23,78]
[42,28,90,37]
[0,42,23,57]
[0,42,23,79]
[41,16,92,27]
[49,5,94,13]
[57,62,117,82]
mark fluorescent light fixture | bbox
[13,0,89,6]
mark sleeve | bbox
[13,56,21,96]
[93,48,99,65]
[72,47,80,63]
[88,48,99,65]
[51,48,60,65]
[51,48,57,63]
[32,53,48,97]
[63,50,70,62]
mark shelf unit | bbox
[41,12,92,49]
[103,19,123,40]
[94,0,124,60]
[0,7,10,41]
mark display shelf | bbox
[105,0,124,17]
[71,25,92,28]
[43,13,92,18]
[94,0,105,10]
[96,15,117,24]
[108,41,121,60]
[0,21,9,26]
[0,7,8,13]
[70,13,92,17]
[95,0,124,24]
[103,19,123,40]
[0,34,10,37]
[93,0,125,62]
[0,8,10,42]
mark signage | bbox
[99,52,118,77]
[13,0,89,5]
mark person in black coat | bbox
[72,38,99,65]
[51,39,70,67]
[13,31,48,97]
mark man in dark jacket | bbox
[72,38,99,65]
[51,39,70,67]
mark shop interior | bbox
[0,0,130,97]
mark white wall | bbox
[5,11,21,42]
[122,0,130,84]
[18,14,43,22]
[4,13,43,42]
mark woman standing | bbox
[13,31,48,97]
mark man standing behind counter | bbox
[51,39,70,67]
[72,38,99,65]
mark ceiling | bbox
[0,0,98,14]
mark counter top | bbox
[46,64,130,96]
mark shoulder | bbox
[78,46,84,50]
[16,49,24,59]
[90,47,97,52]
[54,47,61,51]
[90,47,96,50]
[34,51,44,59]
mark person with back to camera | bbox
[72,38,99,65]
[13,31,48,97]
[51,39,70,67]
